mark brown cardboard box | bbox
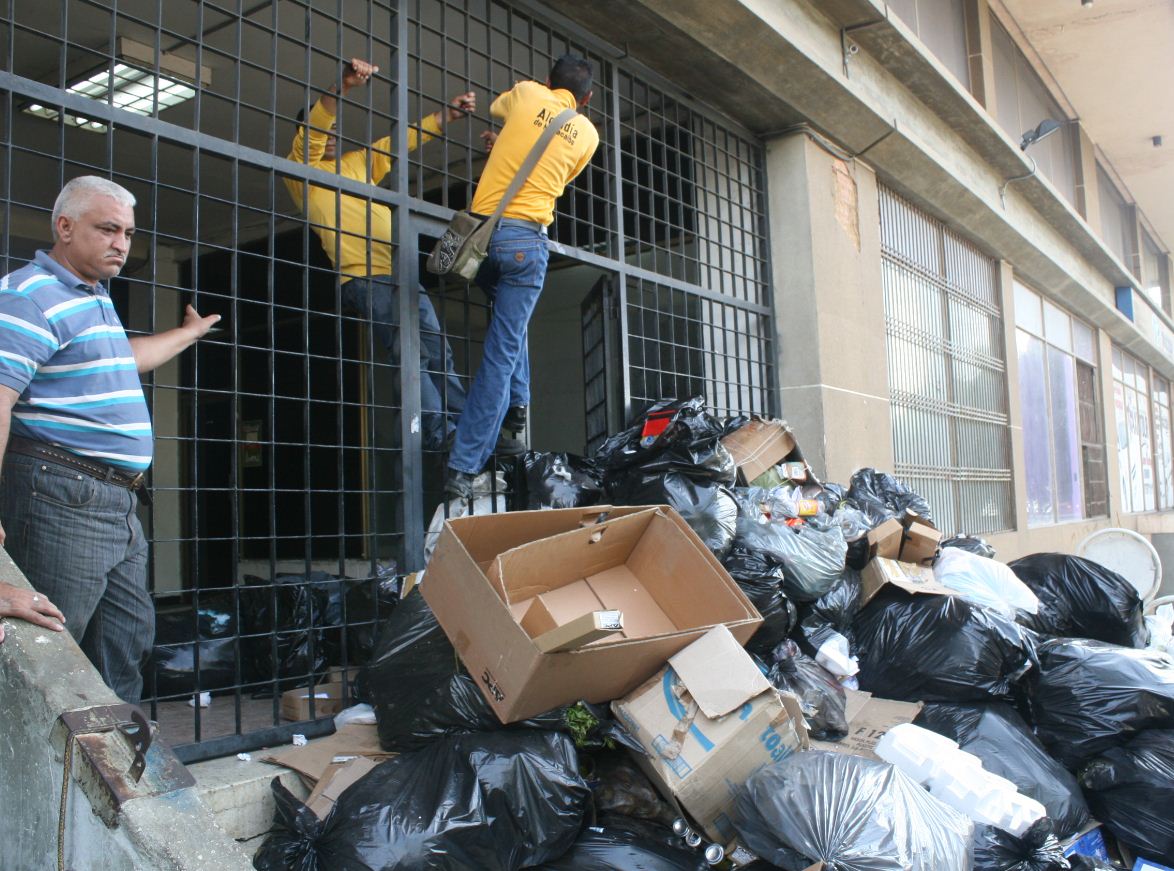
[866,515,941,564]
[611,625,808,843]
[423,505,761,724]
[280,681,347,722]
[860,556,955,606]
[720,418,798,485]
[810,689,923,760]
[899,517,943,564]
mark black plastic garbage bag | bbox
[594,397,735,488]
[853,590,1036,703]
[722,546,797,654]
[844,468,934,527]
[733,751,973,871]
[1080,730,1174,865]
[1009,554,1145,648]
[833,506,873,570]
[588,752,676,823]
[148,638,237,698]
[795,571,863,678]
[915,702,1089,838]
[1027,639,1174,770]
[241,571,358,690]
[766,640,848,741]
[816,482,848,514]
[533,823,707,871]
[253,730,591,871]
[356,590,460,751]
[972,820,1069,871]
[732,498,847,602]
[523,452,605,510]
[613,472,738,557]
[942,535,997,559]
[401,671,638,753]
[147,600,238,697]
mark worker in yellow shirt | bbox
[446,55,600,498]
[287,58,473,450]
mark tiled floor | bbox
[150,695,286,747]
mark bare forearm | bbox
[129,328,202,374]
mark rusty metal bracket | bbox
[52,704,195,828]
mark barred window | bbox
[878,185,1013,535]
[0,0,775,760]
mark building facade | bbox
[1,0,1171,758]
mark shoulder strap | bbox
[486,106,579,225]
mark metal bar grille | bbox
[878,184,1012,535]
[0,0,775,761]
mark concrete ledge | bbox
[0,551,250,870]
[189,753,310,843]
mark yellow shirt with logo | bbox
[469,81,599,227]
[285,100,442,279]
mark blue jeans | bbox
[0,454,152,704]
[342,276,467,449]
[448,223,549,474]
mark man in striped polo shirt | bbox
[0,175,219,704]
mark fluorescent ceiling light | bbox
[22,39,207,133]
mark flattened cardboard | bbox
[721,418,798,485]
[261,723,390,783]
[810,689,923,760]
[532,610,624,653]
[860,556,954,606]
[305,756,379,819]
[612,626,808,843]
[423,505,761,723]
[668,624,771,719]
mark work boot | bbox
[502,405,527,435]
[443,428,525,458]
[494,405,527,456]
[444,469,478,500]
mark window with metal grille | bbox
[1013,281,1106,525]
[0,0,774,760]
[878,185,1013,535]
[1112,346,1159,513]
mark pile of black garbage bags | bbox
[251,398,1174,871]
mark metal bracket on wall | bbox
[841,18,887,79]
[51,704,195,828]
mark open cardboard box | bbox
[866,512,942,565]
[720,417,802,485]
[612,625,808,843]
[423,505,761,723]
[860,556,955,606]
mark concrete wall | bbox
[767,131,894,483]
[0,553,251,870]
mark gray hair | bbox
[51,176,136,240]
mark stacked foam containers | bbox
[876,723,1046,837]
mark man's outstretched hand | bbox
[445,92,477,122]
[480,129,499,153]
[182,304,221,341]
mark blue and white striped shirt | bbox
[0,251,152,472]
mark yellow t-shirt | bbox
[285,100,442,279]
[469,81,599,226]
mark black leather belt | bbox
[7,436,147,491]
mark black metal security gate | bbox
[0,0,774,761]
